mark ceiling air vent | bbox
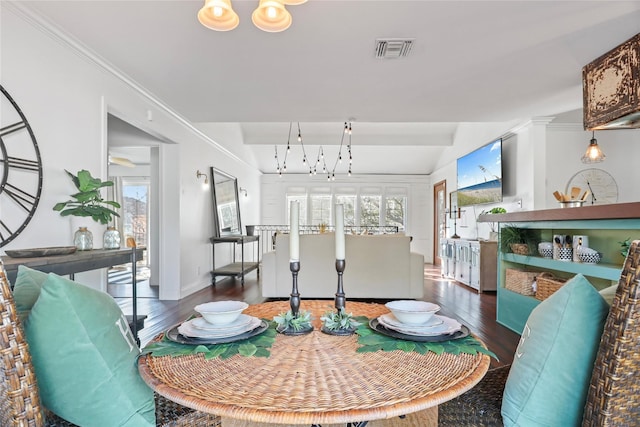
[375,38,414,59]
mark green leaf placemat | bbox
[354,316,498,359]
[141,320,277,359]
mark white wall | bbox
[1,5,262,299]
[431,119,640,242]
[260,174,432,261]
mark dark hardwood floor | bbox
[114,264,520,369]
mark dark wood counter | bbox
[478,202,640,223]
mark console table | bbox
[2,247,145,344]
[210,235,260,286]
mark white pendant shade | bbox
[282,0,307,5]
[198,0,240,32]
[252,0,292,32]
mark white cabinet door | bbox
[469,242,481,290]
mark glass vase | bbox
[74,226,93,251]
[103,226,121,250]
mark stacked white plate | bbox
[377,313,462,337]
[178,314,262,339]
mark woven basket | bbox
[510,243,529,255]
[505,268,538,296]
[535,273,569,301]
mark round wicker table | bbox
[138,300,490,425]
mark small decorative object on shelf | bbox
[73,227,93,251]
[320,307,361,336]
[53,170,121,249]
[103,226,121,249]
[500,225,536,255]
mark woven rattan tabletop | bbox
[138,300,490,425]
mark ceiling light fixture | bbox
[581,131,606,164]
[274,121,353,179]
[108,156,135,168]
[198,0,306,33]
[197,0,240,31]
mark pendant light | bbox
[197,0,239,31]
[251,0,292,32]
[581,131,606,164]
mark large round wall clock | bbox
[566,168,618,206]
[0,85,43,247]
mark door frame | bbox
[433,180,446,267]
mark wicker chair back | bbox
[0,261,45,426]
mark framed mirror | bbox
[210,167,242,237]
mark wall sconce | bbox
[239,187,248,197]
[196,170,209,184]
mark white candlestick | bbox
[335,204,345,260]
[290,201,300,261]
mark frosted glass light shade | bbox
[252,0,292,32]
[198,0,239,31]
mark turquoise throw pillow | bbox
[13,265,49,323]
[501,274,609,426]
[25,273,155,427]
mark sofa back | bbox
[273,233,411,298]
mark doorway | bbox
[433,180,447,267]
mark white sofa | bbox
[261,233,424,299]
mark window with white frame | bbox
[385,196,407,231]
[310,194,332,225]
[359,195,381,227]
[286,195,308,225]
[335,195,356,226]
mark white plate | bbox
[378,314,462,337]
[378,313,443,330]
[178,316,262,339]
[191,314,253,331]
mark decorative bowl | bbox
[194,300,249,325]
[559,201,584,208]
[578,251,602,264]
[538,248,553,258]
[385,300,440,325]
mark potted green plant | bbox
[480,207,506,240]
[500,225,537,255]
[53,169,121,250]
[320,307,362,334]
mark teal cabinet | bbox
[481,203,640,334]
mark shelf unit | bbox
[210,235,260,286]
[479,202,640,334]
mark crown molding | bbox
[3,2,254,171]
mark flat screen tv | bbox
[456,139,502,207]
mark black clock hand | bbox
[586,180,597,205]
